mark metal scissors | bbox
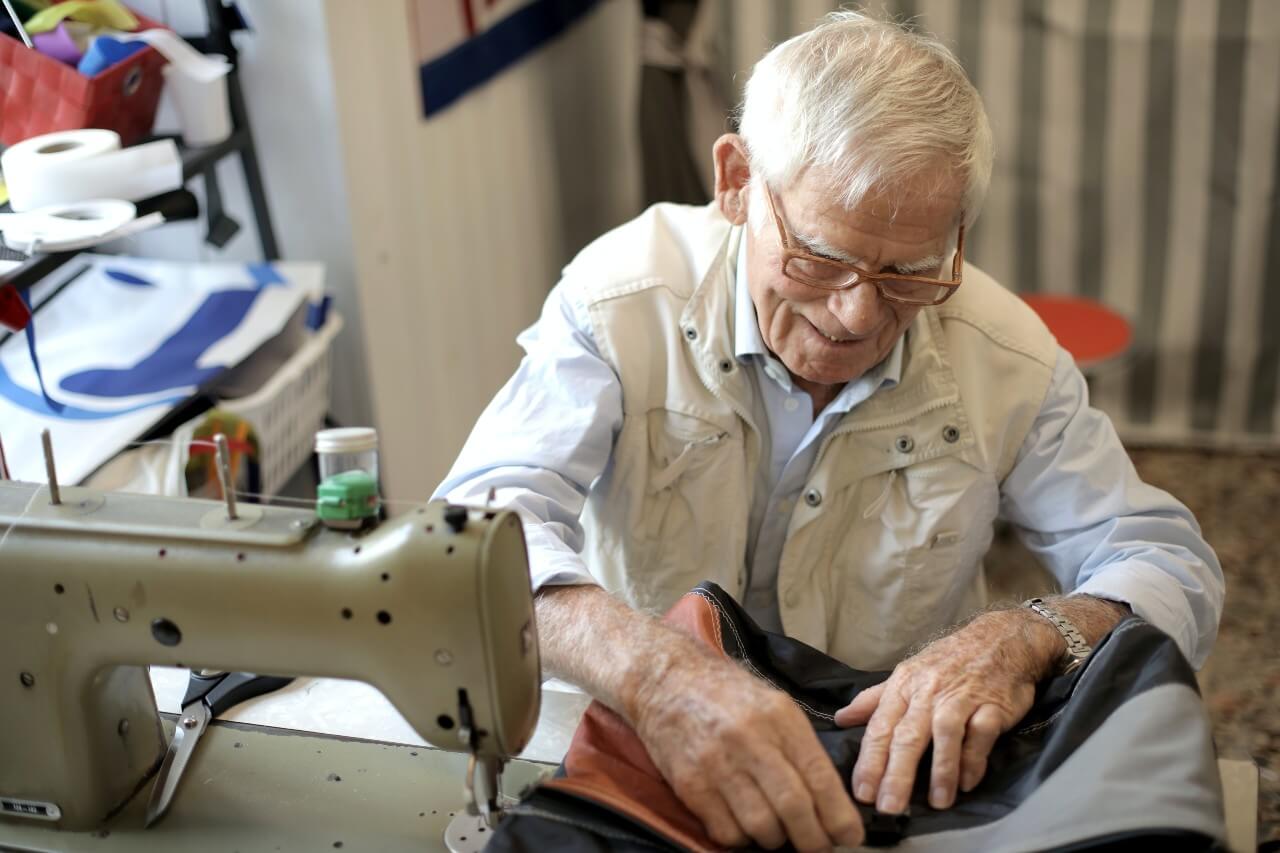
[145,670,294,827]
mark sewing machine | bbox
[0,463,544,851]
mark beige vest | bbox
[569,203,1058,670]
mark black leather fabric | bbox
[491,583,1219,852]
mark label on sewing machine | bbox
[0,797,62,821]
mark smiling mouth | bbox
[806,318,868,345]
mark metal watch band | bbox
[1023,597,1093,674]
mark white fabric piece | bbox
[0,256,322,485]
[149,668,590,766]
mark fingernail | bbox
[930,786,951,809]
[877,794,902,814]
[855,783,874,802]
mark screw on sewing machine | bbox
[19,672,35,688]
[520,621,534,658]
[444,504,469,534]
[113,607,130,623]
[150,618,182,647]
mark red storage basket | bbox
[0,10,169,147]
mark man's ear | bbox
[713,134,752,226]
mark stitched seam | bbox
[690,590,835,723]
[1015,707,1065,735]
[582,275,669,304]
[692,592,725,654]
[934,309,1057,369]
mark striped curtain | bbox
[705,0,1280,447]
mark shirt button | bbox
[784,397,799,412]
[804,488,822,507]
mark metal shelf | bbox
[0,0,278,299]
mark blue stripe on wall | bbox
[419,0,604,118]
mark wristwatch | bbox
[1022,597,1093,675]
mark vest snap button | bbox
[942,425,960,443]
[894,435,914,453]
[804,488,822,507]
[718,358,733,373]
[684,327,698,341]
[784,587,799,608]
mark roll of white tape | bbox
[1,130,183,212]
[0,199,138,251]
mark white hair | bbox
[738,9,992,227]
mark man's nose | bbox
[825,280,887,335]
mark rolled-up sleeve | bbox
[998,348,1225,668]
[432,275,621,592]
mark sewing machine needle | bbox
[143,702,211,827]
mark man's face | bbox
[742,169,962,389]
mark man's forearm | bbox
[534,584,706,723]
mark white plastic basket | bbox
[220,311,344,497]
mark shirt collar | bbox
[731,227,904,402]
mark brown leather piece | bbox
[543,591,729,852]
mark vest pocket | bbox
[633,409,738,610]
[827,460,997,668]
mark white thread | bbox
[0,484,41,555]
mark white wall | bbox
[123,0,373,431]
[324,0,642,504]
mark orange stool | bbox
[1020,294,1132,372]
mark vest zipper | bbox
[862,469,898,519]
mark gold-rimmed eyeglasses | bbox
[763,184,965,306]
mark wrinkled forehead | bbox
[773,166,964,266]
[786,163,964,227]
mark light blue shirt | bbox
[435,243,1223,667]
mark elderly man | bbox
[436,11,1223,852]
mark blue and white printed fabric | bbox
[0,255,322,484]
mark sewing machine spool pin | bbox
[213,433,238,521]
[40,429,60,505]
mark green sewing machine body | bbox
[0,479,542,847]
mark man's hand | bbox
[536,585,863,852]
[835,596,1128,815]
[629,650,865,852]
